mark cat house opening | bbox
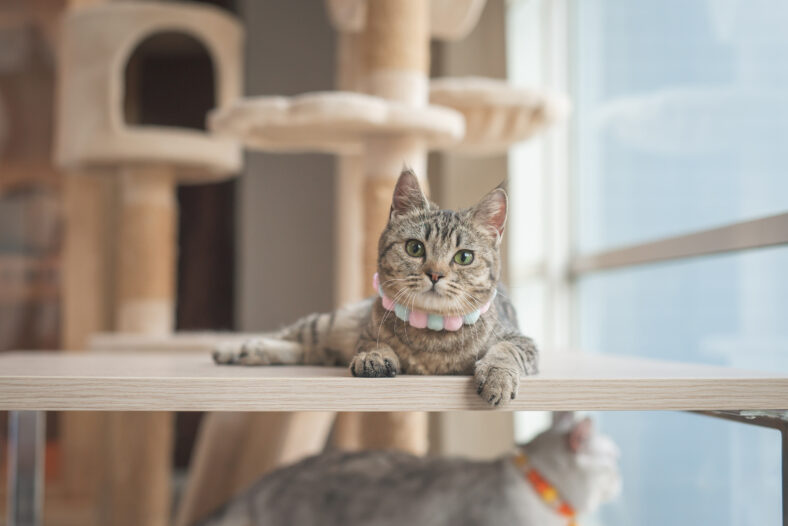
[123,31,216,130]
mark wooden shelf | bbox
[1,351,786,412]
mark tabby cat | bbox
[196,414,621,526]
[213,169,538,405]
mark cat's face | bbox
[524,414,621,514]
[376,169,506,316]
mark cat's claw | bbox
[350,351,398,378]
[474,364,519,407]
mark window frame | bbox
[506,0,788,351]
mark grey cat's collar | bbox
[373,273,495,331]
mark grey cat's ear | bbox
[568,417,593,453]
[390,168,428,219]
[551,411,575,430]
[471,187,508,239]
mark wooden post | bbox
[360,0,430,292]
[356,0,431,455]
[115,168,176,334]
[105,167,176,526]
[60,174,115,524]
[174,412,335,526]
[330,27,366,451]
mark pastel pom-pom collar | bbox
[373,273,495,332]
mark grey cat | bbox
[195,415,621,526]
[213,169,538,406]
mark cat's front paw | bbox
[236,338,276,365]
[350,350,399,378]
[474,363,520,407]
[212,339,274,366]
[212,342,242,365]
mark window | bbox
[507,1,787,523]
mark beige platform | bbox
[1,351,786,412]
[430,77,571,155]
[56,2,243,181]
[208,91,464,155]
[326,0,487,40]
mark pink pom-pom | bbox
[444,316,463,331]
[409,310,428,329]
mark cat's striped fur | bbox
[213,169,538,406]
[195,415,620,526]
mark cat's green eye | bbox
[453,250,474,265]
[405,239,425,258]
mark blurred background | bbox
[1,0,787,525]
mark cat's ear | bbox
[390,168,428,219]
[551,411,575,430]
[568,417,593,453]
[471,185,507,240]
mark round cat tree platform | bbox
[326,0,487,41]
[430,77,571,155]
[208,91,464,155]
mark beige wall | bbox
[237,0,337,331]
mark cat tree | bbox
[57,1,567,524]
[172,1,568,522]
[55,3,242,525]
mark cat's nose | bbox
[426,270,444,284]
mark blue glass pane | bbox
[578,247,788,525]
[574,0,788,253]
[591,412,780,526]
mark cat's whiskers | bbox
[458,289,485,310]
[442,287,468,316]
[453,291,501,360]
[400,290,417,348]
[475,307,506,355]
[376,287,411,347]
[461,291,503,347]
[381,276,415,287]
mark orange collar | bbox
[513,452,578,526]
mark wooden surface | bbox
[1,351,786,411]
